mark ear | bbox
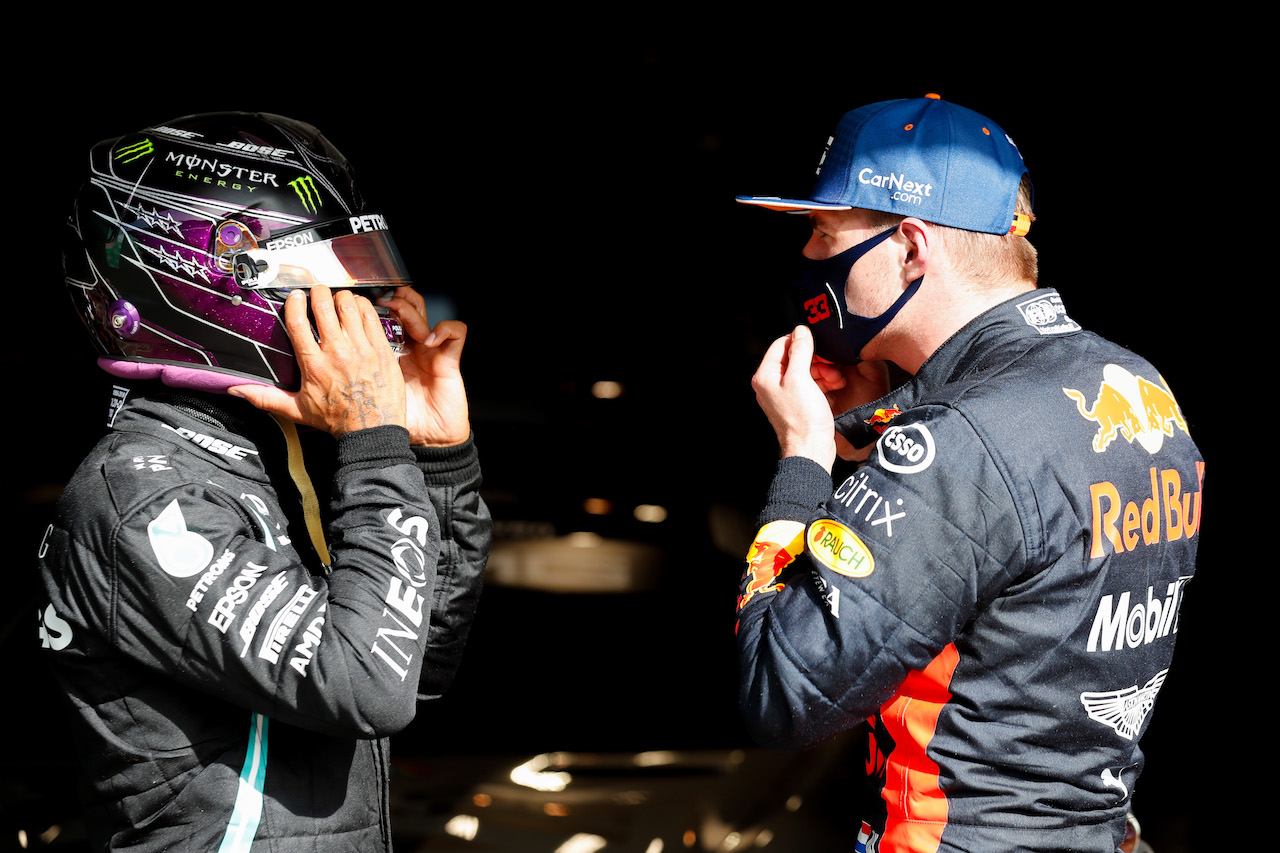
[897,218,933,281]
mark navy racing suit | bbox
[37,386,490,852]
[736,289,1203,852]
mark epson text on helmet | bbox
[265,232,317,252]
[858,168,933,205]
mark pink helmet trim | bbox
[98,359,274,394]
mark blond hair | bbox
[863,175,1037,287]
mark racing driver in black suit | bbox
[37,112,490,852]
[736,95,1202,852]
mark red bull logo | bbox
[1063,365,1189,454]
[736,520,805,618]
[865,406,902,435]
[1138,374,1188,438]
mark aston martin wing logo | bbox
[1080,669,1168,740]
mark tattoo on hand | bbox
[326,374,397,431]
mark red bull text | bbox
[1089,463,1204,559]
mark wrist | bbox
[409,426,472,448]
[412,434,481,485]
[778,435,835,474]
[335,424,416,469]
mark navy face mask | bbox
[789,224,923,364]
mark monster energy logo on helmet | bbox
[115,139,153,164]
[289,176,322,213]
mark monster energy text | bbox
[164,152,279,186]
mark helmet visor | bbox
[234,216,411,291]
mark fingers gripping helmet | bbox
[63,112,409,392]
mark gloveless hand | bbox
[377,286,471,447]
[810,357,891,461]
[229,286,407,437]
[752,325,837,473]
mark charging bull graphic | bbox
[1063,365,1189,454]
[1138,375,1188,438]
[865,406,902,435]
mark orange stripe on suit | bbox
[878,643,961,853]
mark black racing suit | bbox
[37,386,490,852]
[736,290,1203,852]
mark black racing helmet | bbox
[63,111,408,392]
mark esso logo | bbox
[877,424,935,474]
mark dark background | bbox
[7,30,1235,852]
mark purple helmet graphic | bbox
[63,112,408,392]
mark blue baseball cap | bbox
[737,94,1032,236]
